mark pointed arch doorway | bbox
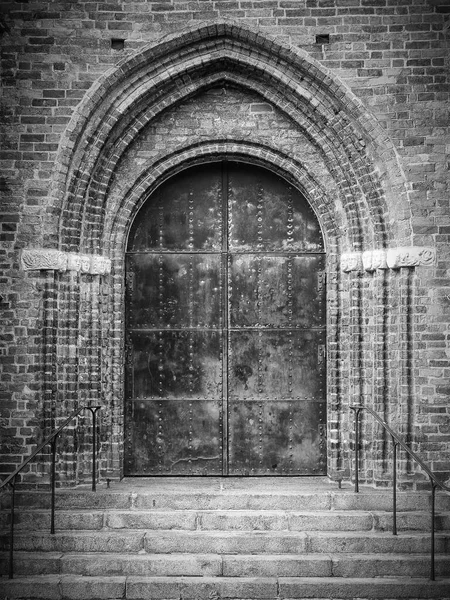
[124,161,326,476]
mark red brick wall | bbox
[0,1,449,488]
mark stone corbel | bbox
[341,252,363,273]
[21,249,111,275]
[341,247,436,272]
[386,247,436,269]
[21,249,68,272]
[362,250,388,271]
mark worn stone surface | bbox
[0,575,62,599]
[0,510,104,531]
[331,553,450,578]
[106,510,197,530]
[143,529,309,555]
[1,479,449,598]
[278,576,450,599]
[222,554,332,577]
[288,511,373,531]
[198,510,290,531]
[1,575,450,600]
[4,531,145,553]
[60,575,126,600]
[308,531,447,554]
[126,576,279,599]
[134,491,333,511]
[60,553,222,577]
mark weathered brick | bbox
[0,0,448,492]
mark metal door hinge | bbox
[318,344,326,365]
[317,271,326,293]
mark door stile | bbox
[221,162,229,476]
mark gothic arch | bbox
[50,20,412,257]
[108,142,339,260]
[30,20,428,485]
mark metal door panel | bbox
[126,399,222,475]
[129,165,223,252]
[129,331,222,400]
[125,161,326,476]
[229,330,325,400]
[228,400,326,475]
[127,254,222,329]
[228,164,324,253]
[229,255,325,329]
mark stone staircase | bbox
[1,477,450,599]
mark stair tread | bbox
[4,550,450,556]
[2,574,450,581]
[3,550,450,560]
[2,482,449,597]
[4,528,447,535]
[3,508,448,514]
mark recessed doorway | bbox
[124,161,326,476]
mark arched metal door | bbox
[125,162,326,476]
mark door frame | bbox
[123,159,327,476]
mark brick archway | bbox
[35,21,426,485]
[51,19,411,255]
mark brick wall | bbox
[0,0,449,488]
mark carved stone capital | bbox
[67,253,82,271]
[362,249,388,271]
[89,255,112,275]
[342,247,436,272]
[21,249,67,272]
[21,249,111,275]
[341,252,362,272]
[386,247,436,269]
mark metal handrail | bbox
[350,404,450,581]
[0,405,101,579]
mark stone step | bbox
[3,488,450,512]
[1,575,450,599]
[2,529,448,555]
[1,551,450,578]
[1,508,448,532]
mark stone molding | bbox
[362,249,388,271]
[21,249,111,275]
[386,246,436,269]
[341,247,436,272]
[341,252,363,273]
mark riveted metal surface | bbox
[127,254,222,330]
[228,400,326,475]
[228,164,324,253]
[229,254,325,329]
[229,330,325,400]
[125,161,326,476]
[128,166,222,252]
[126,399,222,475]
[128,330,223,400]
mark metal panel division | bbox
[125,161,326,475]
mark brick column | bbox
[20,249,111,485]
[341,246,436,486]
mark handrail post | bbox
[8,476,16,579]
[351,407,362,493]
[392,439,398,536]
[0,405,102,581]
[85,406,101,492]
[50,435,58,534]
[349,404,450,582]
[430,479,436,581]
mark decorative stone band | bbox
[21,249,111,275]
[341,247,436,272]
